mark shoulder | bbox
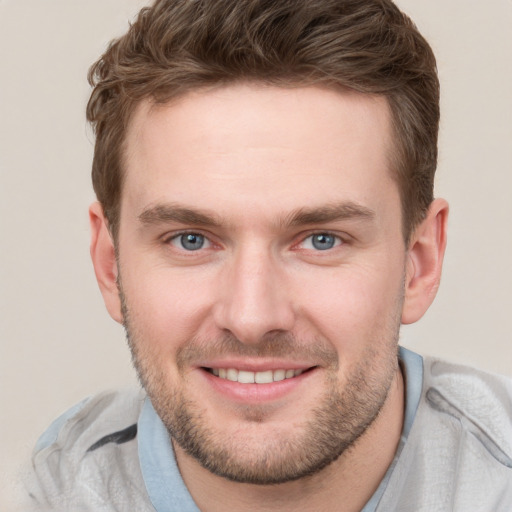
[33,388,146,456]
[377,357,512,511]
[423,356,512,413]
[27,388,151,511]
[423,356,512,465]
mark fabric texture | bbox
[25,349,512,511]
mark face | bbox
[116,84,407,484]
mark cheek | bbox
[121,267,217,352]
[294,262,404,349]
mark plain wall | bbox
[1,0,511,507]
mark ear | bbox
[89,202,123,324]
[401,198,449,324]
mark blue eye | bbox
[171,233,210,251]
[302,233,341,251]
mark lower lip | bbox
[199,368,316,403]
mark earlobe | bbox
[401,198,449,325]
[89,202,123,324]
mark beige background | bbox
[1,0,511,508]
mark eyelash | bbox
[298,232,344,251]
[165,231,213,251]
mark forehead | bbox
[121,84,398,222]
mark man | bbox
[26,0,512,510]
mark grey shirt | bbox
[25,348,512,511]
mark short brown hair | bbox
[87,0,439,242]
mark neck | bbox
[175,367,404,512]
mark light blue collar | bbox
[138,398,200,512]
[361,346,424,511]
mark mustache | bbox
[176,332,339,370]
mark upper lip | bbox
[197,358,317,372]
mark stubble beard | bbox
[119,287,401,485]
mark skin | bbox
[90,84,448,511]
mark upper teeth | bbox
[211,368,304,384]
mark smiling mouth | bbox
[204,367,316,384]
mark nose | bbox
[213,244,295,345]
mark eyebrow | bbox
[138,201,375,229]
[284,202,375,227]
[138,203,222,227]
